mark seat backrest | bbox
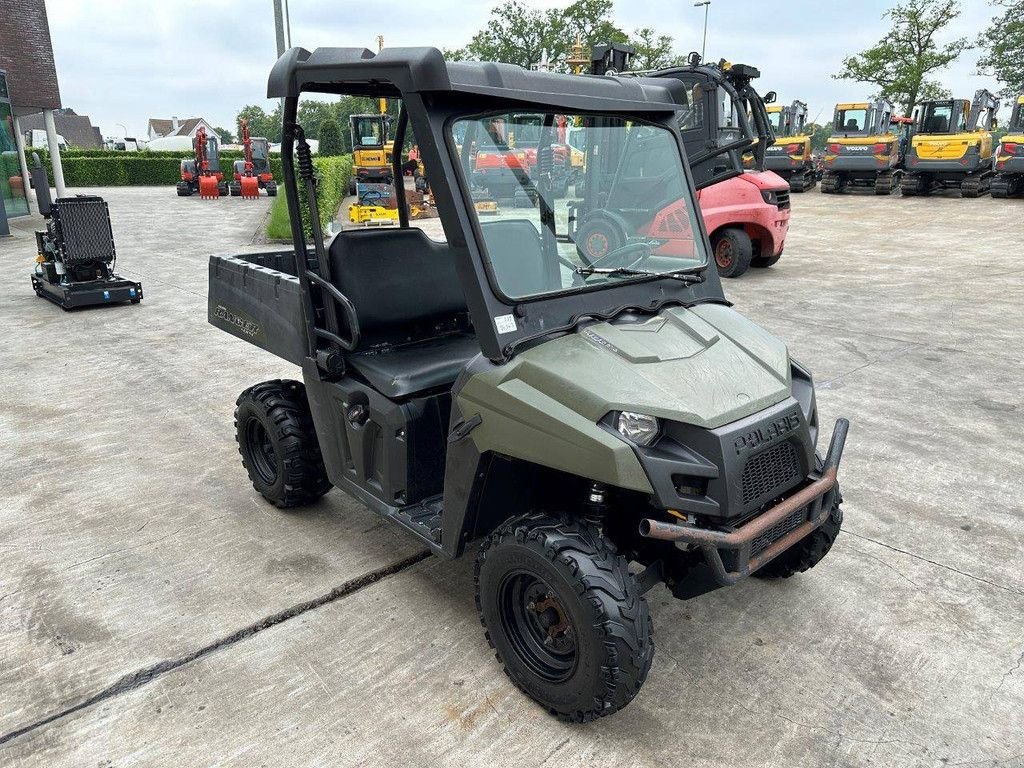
[328,228,467,342]
[478,219,549,299]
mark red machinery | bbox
[231,119,277,198]
[177,126,226,198]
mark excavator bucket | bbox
[240,175,260,199]
[199,175,220,199]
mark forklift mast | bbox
[968,89,1000,131]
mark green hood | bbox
[465,303,792,431]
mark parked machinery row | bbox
[176,124,277,199]
[777,89,1024,199]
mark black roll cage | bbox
[271,46,728,370]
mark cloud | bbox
[43,0,1008,139]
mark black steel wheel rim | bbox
[245,418,278,485]
[498,571,577,683]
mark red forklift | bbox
[177,126,227,198]
[230,118,277,198]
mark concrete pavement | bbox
[0,186,1022,767]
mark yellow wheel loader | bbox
[992,94,1024,199]
[903,89,1000,198]
[820,99,910,195]
[764,100,815,192]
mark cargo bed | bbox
[208,249,312,366]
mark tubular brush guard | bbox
[639,418,849,586]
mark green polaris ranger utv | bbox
[209,47,849,722]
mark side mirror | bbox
[687,51,701,66]
[764,91,777,104]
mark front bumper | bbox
[639,418,848,586]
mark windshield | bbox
[451,111,707,301]
[919,102,966,133]
[1011,101,1024,131]
[767,109,786,135]
[717,86,743,141]
[351,116,385,147]
[836,108,869,134]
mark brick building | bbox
[0,0,67,218]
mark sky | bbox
[44,0,1005,139]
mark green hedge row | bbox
[266,155,353,241]
[28,154,286,187]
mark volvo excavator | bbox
[820,99,911,195]
[903,89,999,198]
[993,93,1024,199]
[764,100,815,192]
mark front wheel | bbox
[234,380,331,508]
[711,228,753,278]
[475,513,654,722]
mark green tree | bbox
[236,104,282,143]
[833,0,969,114]
[976,0,1024,99]
[297,100,335,141]
[445,0,625,70]
[213,126,234,144]
[318,118,344,156]
[628,27,685,70]
[807,122,835,152]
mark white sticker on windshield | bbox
[494,314,517,334]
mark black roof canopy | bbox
[268,46,688,113]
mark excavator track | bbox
[990,174,1021,199]
[820,171,842,194]
[960,171,992,199]
[874,171,897,195]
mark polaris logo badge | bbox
[215,304,260,338]
[733,412,801,454]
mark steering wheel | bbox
[588,240,653,271]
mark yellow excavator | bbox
[903,89,1000,197]
[993,93,1024,198]
[763,100,815,191]
[821,99,911,195]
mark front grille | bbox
[741,440,801,506]
[751,507,807,558]
[775,189,791,210]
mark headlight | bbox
[616,411,660,446]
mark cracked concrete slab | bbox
[1,188,1022,766]
[0,189,426,736]
[2,536,1021,768]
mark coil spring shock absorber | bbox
[295,126,316,185]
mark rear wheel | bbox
[475,513,654,722]
[711,228,752,278]
[234,380,331,508]
[577,217,624,263]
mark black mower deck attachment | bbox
[31,195,143,310]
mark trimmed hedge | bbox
[266,155,353,241]
[28,149,284,187]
